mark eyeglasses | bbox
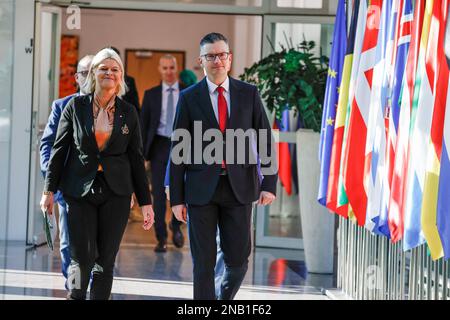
[201,52,230,62]
[76,70,89,77]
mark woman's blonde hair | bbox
[82,48,128,97]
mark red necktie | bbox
[217,86,228,168]
[217,86,228,133]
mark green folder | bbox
[43,210,54,251]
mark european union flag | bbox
[318,0,347,206]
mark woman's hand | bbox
[40,192,54,216]
[141,205,155,231]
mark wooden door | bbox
[125,49,185,108]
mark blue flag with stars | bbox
[318,0,347,206]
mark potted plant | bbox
[240,39,328,131]
[240,40,335,274]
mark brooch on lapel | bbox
[121,124,129,135]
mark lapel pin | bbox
[121,124,129,135]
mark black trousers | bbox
[148,135,181,243]
[64,172,131,300]
[188,175,252,300]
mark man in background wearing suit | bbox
[111,47,140,114]
[40,54,93,289]
[169,33,277,300]
[141,55,185,253]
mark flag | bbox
[364,0,393,233]
[337,0,368,219]
[389,0,425,247]
[274,108,292,195]
[403,0,436,251]
[375,0,401,237]
[342,0,383,226]
[327,0,361,217]
[318,0,347,207]
[386,0,413,242]
[437,10,450,258]
[421,0,448,261]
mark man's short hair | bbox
[200,33,229,48]
[160,54,177,64]
[109,46,121,57]
[77,55,94,71]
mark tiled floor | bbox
[0,221,334,300]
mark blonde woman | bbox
[40,48,154,300]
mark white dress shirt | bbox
[157,81,180,137]
[206,76,231,123]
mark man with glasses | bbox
[169,33,277,300]
[40,54,93,290]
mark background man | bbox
[40,54,94,288]
[110,46,140,114]
[141,55,185,253]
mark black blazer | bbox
[44,94,151,206]
[169,77,278,206]
[140,83,186,160]
[122,75,140,114]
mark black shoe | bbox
[154,241,167,253]
[172,229,185,248]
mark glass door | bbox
[0,0,14,255]
[27,3,62,246]
[255,13,334,250]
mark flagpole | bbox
[443,260,448,299]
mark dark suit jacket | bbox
[40,93,78,204]
[140,83,186,160]
[169,77,278,206]
[122,75,140,114]
[44,94,151,206]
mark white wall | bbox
[61,8,262,80]
[7,0,35,241]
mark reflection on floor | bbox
[0,221,334,300]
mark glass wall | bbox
[0,0,13,244]
[274,22,334,58]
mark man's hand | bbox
[172,204,187,223]
[258,191,276,206]
[144,160,150,171]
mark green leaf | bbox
[239,40,328,131]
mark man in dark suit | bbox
[141,55,185,253]
[123,75,140,112]
[40,54,93,289]
[111,47,140,113]
[169,33,278,300]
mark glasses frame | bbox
[76,70,89,77]
[201,52,231,62]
